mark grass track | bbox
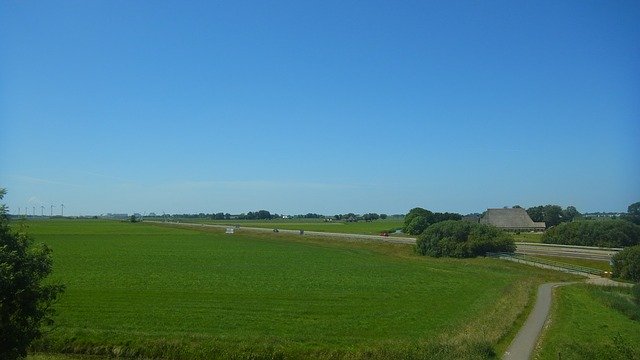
[21,219,577,359]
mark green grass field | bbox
[21,219,577,359]
[511,232,543,243]
[169,218,406,235]
[534,285,640,359]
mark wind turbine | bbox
[61,204,64,217]
[50,205,55,216]
[33,206,36,217]
[41,206,45,216]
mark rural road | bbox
[503,282,572,360]
[515,243,619,261]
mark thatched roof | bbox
[480,208,545,230]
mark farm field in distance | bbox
[23,219,578,359]
[164,217,406,236]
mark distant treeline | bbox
[148,211,403,221]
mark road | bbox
[149,221,619,261]
[515,243,619,261]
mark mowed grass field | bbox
[172,218,405,235]
[23,219,577,359]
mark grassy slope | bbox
[22,219,576,359]
[534,285,640,360]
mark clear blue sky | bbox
[1,1,639,216]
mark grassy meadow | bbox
[534,285,640,359]
[21,219,578,359]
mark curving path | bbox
[503,282,572,360]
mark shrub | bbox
[612,245,640,282]
[416,220,515,258]
[542,219,640,248]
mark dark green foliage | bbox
[612,245,640,282]
[542,219,640,248]
[633,283,640,305]
[416,220,515,258]
[403,207,462,235]
[623,201,640,225]
[0,189,65,359]
[405,215,431,235]
[526,204,580,228]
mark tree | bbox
[611,245,640,282]
[416,220,515,258]
[402,208,462,235]
[542,219,640,248]
[562,206,581,222]
[1,189,65,359]
[624,202,640,225]
[527,204,579,228]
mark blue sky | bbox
[1,1,639,216]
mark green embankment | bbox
[20,219,575,359]
[535,285,640,359]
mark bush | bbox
[416,220,515,258]
[542,219,640,248]
[612,245,640,282]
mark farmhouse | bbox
[480,208,545,231]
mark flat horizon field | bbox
[21,219,577,359]
[158,217,406,236]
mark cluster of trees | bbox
[416,220,515,258]
[542,219,640,248]
[525,205,580,228]
[622,202,640,225]
[332,213,388,221]
[403,207,462,235]
[612,245,640,282]
[1,189,65,358]
[237,210,277,220]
